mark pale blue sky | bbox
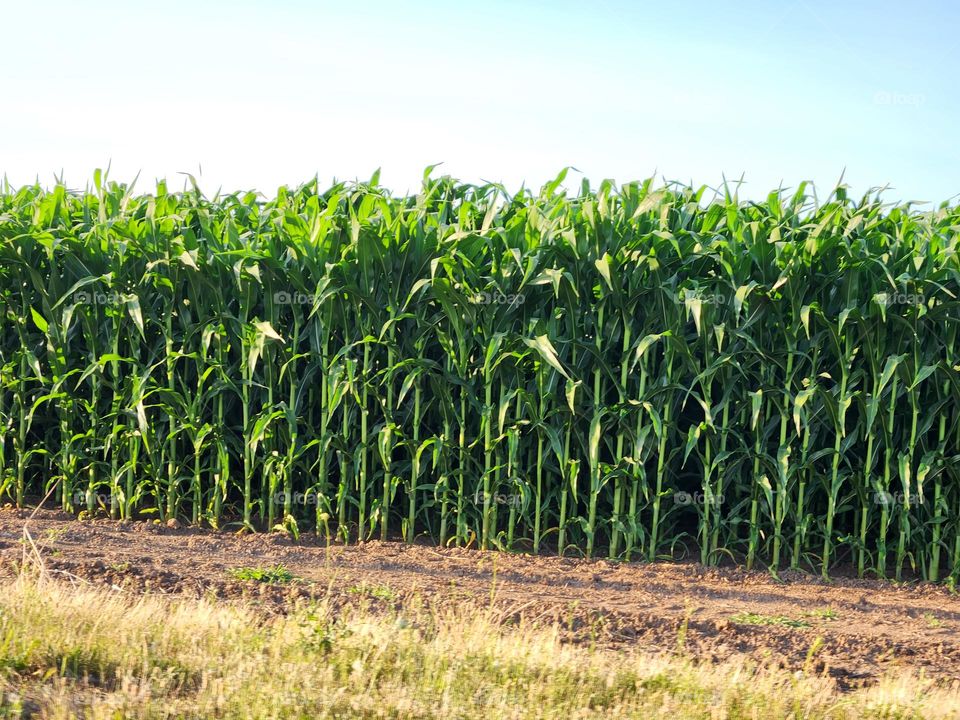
[2,0,957,201]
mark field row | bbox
[1,172,958,579]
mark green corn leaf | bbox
[523,335,569,380]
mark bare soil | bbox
[3,507,960,691]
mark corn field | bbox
[1,170,958,579]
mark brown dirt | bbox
[3,507,960,691]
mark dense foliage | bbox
[2,170,958,579]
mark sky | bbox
[2,0,958,202]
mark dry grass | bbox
[1,571,958,719]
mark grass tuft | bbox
[730,611,811,628]
[227,564,295,584]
